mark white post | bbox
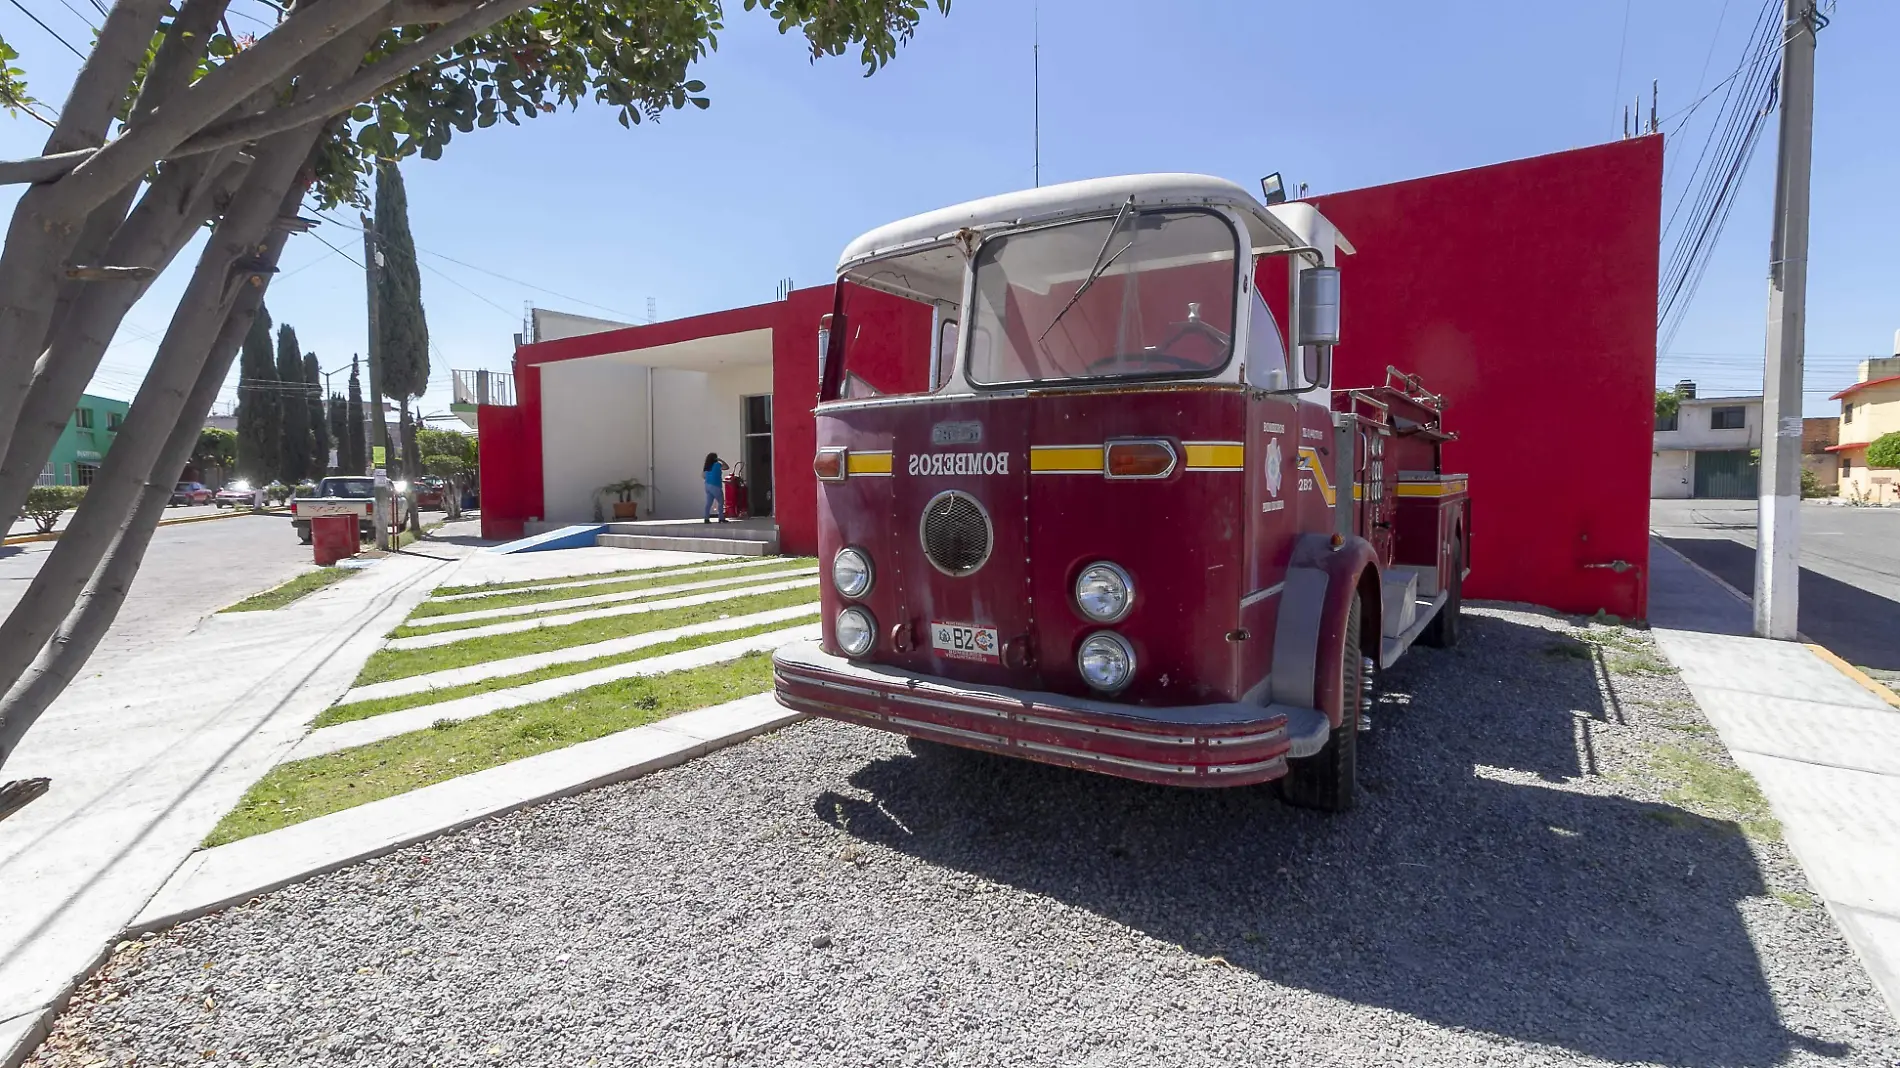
[1754,0,1818,640]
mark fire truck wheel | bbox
[1278,592,1363,813]
[1419,536,1464,648]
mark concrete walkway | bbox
[291,622,820,760]
[382,574,818,651]
[338,602,823,705]
[1649,539,1900,1022]
[429,556,785,602]
[0,529,481,1062]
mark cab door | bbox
[1238,287,1301,701]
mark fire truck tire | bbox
[1278,592,1363,813]
[1419,535,1464,648]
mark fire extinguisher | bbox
[723,462,749,519]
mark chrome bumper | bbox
[772,640,1317,788]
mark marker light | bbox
[836,606,876,657]
[814,447,847,482]
[832,547,873,598]
[1074,562,1134,623]
[1104,439,1177,479]
[1077,632,1135,692]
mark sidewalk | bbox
[1648,539,1900,1022]
[0,525,483,1063]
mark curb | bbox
[128,695,804,935]
[3,508,288,546]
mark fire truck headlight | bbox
[832,547,873,599]
[1077,632,1135,692]
[1074,562,1135,623]
[835,606,876,657]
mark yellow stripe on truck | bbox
[1297,446,1336,507]
[1030,445,1105,474]
[845,451,893,476]
[1395,480,1467,497]
[1181,441,1245,471]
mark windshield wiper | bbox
[1039,196,1136,344]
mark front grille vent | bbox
[919,490,993,577]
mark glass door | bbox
[741,394,773,517]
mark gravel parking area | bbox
[32,606,1900,1067]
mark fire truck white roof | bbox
[838,173,1346,271]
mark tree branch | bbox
[173,0,540,158]
[42,0,172,156]
[0,150,95,187]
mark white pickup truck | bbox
[291,476,407,544]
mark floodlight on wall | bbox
[1260,173,1286,205]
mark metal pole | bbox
[1754,0,1817,640]
[1032,2,1039,187]
[361,210,392,551]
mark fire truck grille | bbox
[919,490,992,577]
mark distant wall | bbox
[1313,136,1662,618]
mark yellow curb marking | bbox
[1805,643,1900,710]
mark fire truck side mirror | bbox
[1297,267,1341,346]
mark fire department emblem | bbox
[1265,438,1284,497]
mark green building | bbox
[40,393,130,487]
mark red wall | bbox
[477,401,539,541]
[1312,136,1660,618]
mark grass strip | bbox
[356,585,820,686]
[433,555,790,598]
[221,568,356,613]
[206,653,776,846]
[408,558,813,620]
[316,612,816,727]
[392,571,817,639]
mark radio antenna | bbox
[1033,2,1040,187]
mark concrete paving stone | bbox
[337,602,822,705]
[1833,904,1900,1023]
[381,575,820,651]
[131,694,801,935]
[290,623,820,760]
[1697,689,1900,777]
[428,556,786,602]
[413,565,816,627]
[1724,749,1900,918]
[1655,628,1884,709]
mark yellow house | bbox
[1829,350,1900,504]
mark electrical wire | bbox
[1611,0,1633,134]
[48,0,98,32]
[6,0,87,58]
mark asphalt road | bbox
[1650,498,1900,671]
[0,512,320,665]
[6,502,230,540]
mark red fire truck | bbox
[772,174,1469,811]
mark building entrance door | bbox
[741,394,773,517]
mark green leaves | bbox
[0,34,39,121]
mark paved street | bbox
[6,502,233,540]
[1650,499,1900,673]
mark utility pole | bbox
[1755,0,1820,640]
[361,211,392,551]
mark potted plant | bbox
[599,477,645,520]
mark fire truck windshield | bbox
[966,208,1239,387]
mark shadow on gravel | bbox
[1658,535,1900,670]
[815,611,1840,1067]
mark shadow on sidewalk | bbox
[1658,535,1900,670]
[815,612,1845,1067]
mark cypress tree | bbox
[326,394,349,475]
[374,160,430,481]
[345,357,368,474]
[275,323,311,482]
[235,305,279,482]
[304,353,330,475]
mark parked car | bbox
[413,478,446,510]
[213,482,255,508]
[169,481,213,506]
[291,476,408,544]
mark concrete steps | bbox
[596,520,778,557]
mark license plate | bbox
[931,621,1000,662]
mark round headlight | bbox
[1074,562,1134,623]
[1076,632,1135,692]
[835,606,876,657]
[832,547,873,598]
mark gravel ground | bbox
[32,605,1900,1067]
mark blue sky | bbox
[2,0,1893,420]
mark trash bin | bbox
[311,514,358,566]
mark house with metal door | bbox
[1651,382,1762,499]
[39,392,129,487]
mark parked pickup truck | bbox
[291,476,407,544]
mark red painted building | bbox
[480,136,1659,618]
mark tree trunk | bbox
[0,181,297,770]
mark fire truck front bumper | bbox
[772,640,1318,788]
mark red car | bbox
[413,479,447,510]
[169,481,213,506]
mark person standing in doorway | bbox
[703,452,728,523]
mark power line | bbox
[6,0,87,58]
[48,0,98,32]
[1610,0,1633,134]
